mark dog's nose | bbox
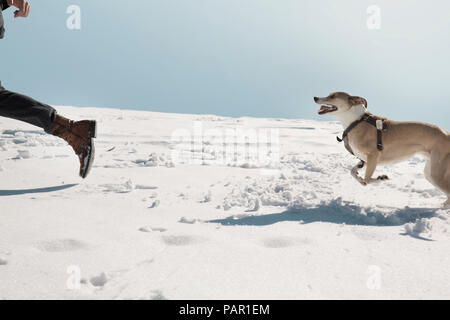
[314,97,319,102]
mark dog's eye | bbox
[329,94,336,99]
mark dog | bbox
[314,92,450,207]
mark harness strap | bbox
[336,118,365,143]
[377,129,383,150]
[337,113,387,151]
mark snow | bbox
[0,106,449,300]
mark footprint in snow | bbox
[262,237,311,249]
[13,150,32,160]
[178,217,200,224]
[162,235,202,246]
[135,184,158,190]
[12,138,28,144]
[150,290,167,300]
[90,272,108,287]
[139,226,167,233]
[262,237,294,248]
[0,257,8,265]
[101,180,135,193]
[36,239,88,252]
[149,200,160,208]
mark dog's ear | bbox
[349,96,368,108]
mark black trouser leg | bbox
[0,81,56,132]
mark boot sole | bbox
[89,121,97,139]
[80,139,95,179]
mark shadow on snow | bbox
[0,184,78,196]
[207,198,438,227]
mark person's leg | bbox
[0,81,96,178]
[0,81,56,132]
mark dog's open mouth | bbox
[318,104,338,115]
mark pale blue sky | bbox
[1,0,449,128]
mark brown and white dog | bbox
[314,92,450,207]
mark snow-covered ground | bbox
[0,106,449,300]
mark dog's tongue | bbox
[319,105,328,112]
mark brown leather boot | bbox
[49,114,97,178]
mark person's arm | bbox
[0,0,29,39]
[5,0,30,18]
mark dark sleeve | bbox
[1,1,9,10]
[0,1,5,39]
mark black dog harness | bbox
[337,113,387,153]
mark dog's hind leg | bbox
[424,158,435,186]
[426,151,450,207]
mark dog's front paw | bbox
[359,179,368,186]
[376,175,389,181]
